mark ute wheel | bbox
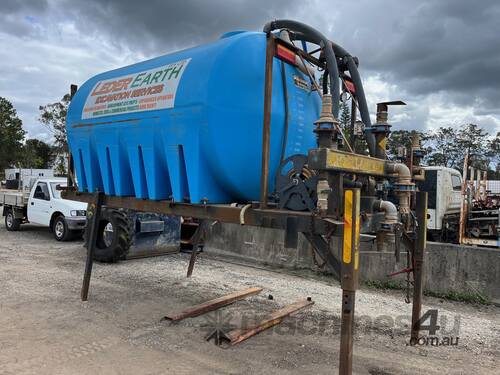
[53,215,71,241]
[5,210,21,231]
[85,208,132,263]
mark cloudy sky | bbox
[1,0,499,142]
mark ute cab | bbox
[2,177,88,241]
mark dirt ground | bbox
[0,221,498,375]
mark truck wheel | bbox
[5,210,21,231]
[53,215,71,241]
[85,209,132,263]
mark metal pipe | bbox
[386,162,412,214]
[263,20,341,117]
[373,199,398,224]
[260,34,274,208]
[459,153,469,244]
[345,55,376,156]
[373,199,398,253]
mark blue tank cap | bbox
[220,30,247,39]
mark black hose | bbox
[345,55,376,156]
[289,31,377,156]
[343,178,363,188]
[322,69,329,95]
[263,20,340,118]
[280,61,289,163]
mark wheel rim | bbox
[6,213,13,228]
[103,222,114,247]
[55,221,64,238]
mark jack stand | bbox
[339,188,360,375]
[81,191,104,301]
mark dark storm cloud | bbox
[62,0,304,52]
[335,0,500,112]
[0,0,49,37]
[58,0,500,119]
[0,0,499,138]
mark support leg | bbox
[186,220,209,278]
[81,191,104,301]
[339,188,360,375]
[186,245,200,278]
[411,191,427,343]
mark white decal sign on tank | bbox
[82,58,191,119]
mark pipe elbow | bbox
[374,199,398,224]
[387,162,411,182]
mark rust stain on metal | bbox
[163,287,263,321]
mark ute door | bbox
[28,181,51,226]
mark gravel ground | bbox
[0,221,498,374]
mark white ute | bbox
[0,177,87,241]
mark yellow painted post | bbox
[339,188,360,375]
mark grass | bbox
[424,289,490,305]
[363,279,491,305]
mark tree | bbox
[457,123,490,169]
[387,130,429,161]
[486,132,500,179]
[20,139,56,169]
[0,97,26,171]
[426,124,490,171]
[425,127,460,168]
[338,100,368,154]
[39,94,71,175]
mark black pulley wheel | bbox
[275,154,318,211]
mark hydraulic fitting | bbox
[314,94,340,149]
[372,101,406,159]
[316,179,331,213]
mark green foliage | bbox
[387,130,430,160]
[364,279,490,304]
[0,97,26,171]
[39,94,71,175]
[338,100,368,154]
[424,289,490,305]
[387,124,498,176]
[486,132,500,178]
[426,124,490,170]
[20,139,56,169]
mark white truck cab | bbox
[1,177,88,241]
[418,166,463,241]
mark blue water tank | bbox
[66,31,321,203]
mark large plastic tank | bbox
[67,31,320,203]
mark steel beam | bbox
[163,287,263,321]
[223,298,314,345]
[260,34,275,208]
[61,191,341,235]
[308,148,387,177]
